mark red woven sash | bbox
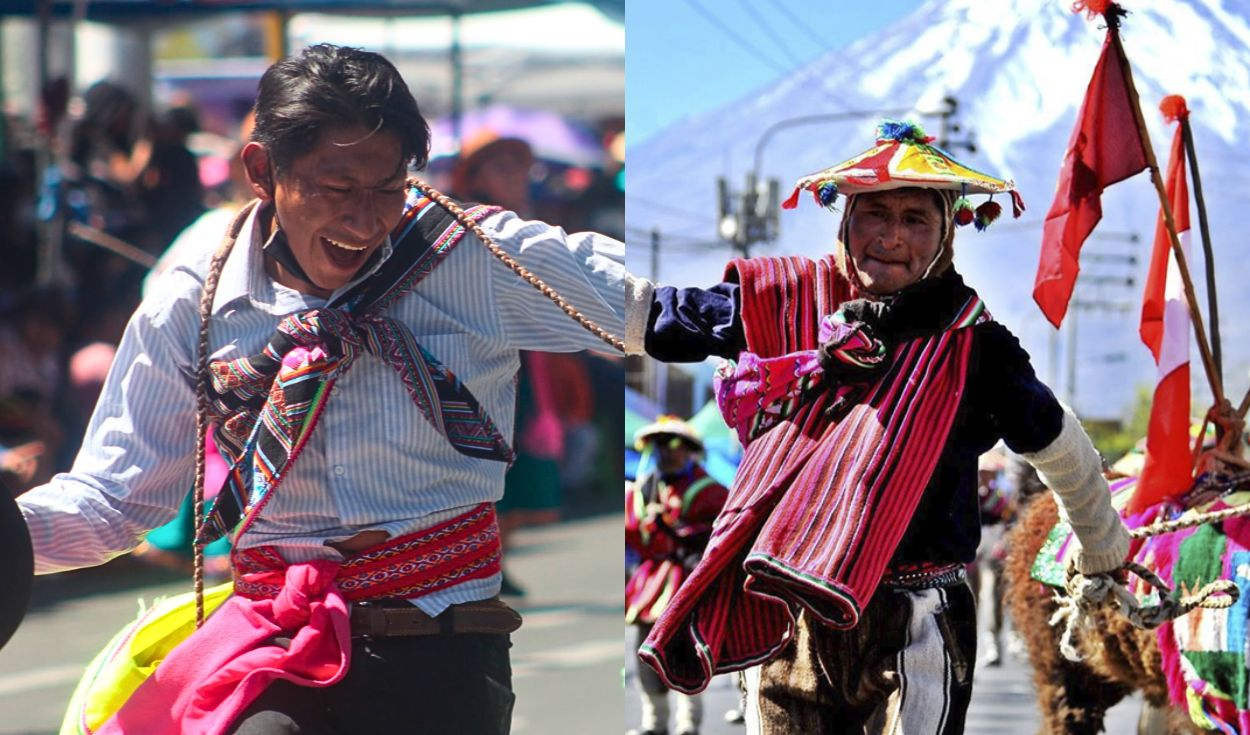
[232,503,502,602]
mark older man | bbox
[19,44,624,735]
[624,121,1129,734]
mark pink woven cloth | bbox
[98,560,350,735]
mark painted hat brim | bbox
[791,140,1018,199]
[0,479,33,651]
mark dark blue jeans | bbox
[226,633,514,734]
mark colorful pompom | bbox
[953,197,975,227]
[817,181,839,209]
[1160,95,1189,123]
[875,119,934,145]
[973,200,1003,231]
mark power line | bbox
[624,225,719,246]
[680,0,790,75]
[736,0,805,68]
[764,0,835,54]
[625,193,717,225]
[683,0,849,120]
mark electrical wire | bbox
[625,193,717,225]
[737,0,806,68]
[680,0,791,75]
[764,0,839,53]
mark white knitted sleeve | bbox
[625,272,654,356]
[1021,407,1131,574]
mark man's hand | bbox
[0,442,45,487]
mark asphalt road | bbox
[0,513,623,735]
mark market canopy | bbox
[0,0,623,22]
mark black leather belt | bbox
[349,597,522,639]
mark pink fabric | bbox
[205,427,227,502]
[98,560,351,735]
[715,315,882,447]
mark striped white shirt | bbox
[18,202,624,615]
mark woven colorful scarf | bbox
[198,191,510,544]
[640,259,990,694]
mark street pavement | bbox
[624,608,1146,734]
[0,512,623,735]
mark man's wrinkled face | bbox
[845,188,944,295]
[244,123,409,296]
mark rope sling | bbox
[189,182,624,625]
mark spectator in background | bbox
[626,417,728,735]
[135,105,206,253]
[546,353,599,504]
[0,288,73,490]
[968,449,1010,666]
[453,130,535,217]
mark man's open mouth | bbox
[323,237,368,252]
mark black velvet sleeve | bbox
[644,282,746,362]
[976,322,1065,454]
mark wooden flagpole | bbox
[1104,7,1225,406]
[1178,114,1222,384]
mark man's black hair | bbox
[251,44,430,174]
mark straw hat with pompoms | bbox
[782,119,1026,232]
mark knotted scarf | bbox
[198,191,511,543]
[640,258,991,694]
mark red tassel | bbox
[1071,0,1111,18]
[1160,95,1189,123]
[781,186,801,210]
[1010,190,1026,218]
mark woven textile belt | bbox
[881,562,967,591]
[350,597,522,638]
[233,503,503,602]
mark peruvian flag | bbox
[1128,96,1193,513]
[1033,33,1149,327]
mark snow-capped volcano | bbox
[627,0,1250,419]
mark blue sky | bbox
[626,0,924,144]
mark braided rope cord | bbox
[410,180,625,353]
[191,201,255,627]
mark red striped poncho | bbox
[640,255,987,693]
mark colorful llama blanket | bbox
[1033,480,1250,733]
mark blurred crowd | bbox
[0,74,625,583]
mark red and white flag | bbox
[1128,95,1193,513]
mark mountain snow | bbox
[627,0,1250,420]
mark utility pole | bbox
[716,173,779,258]
[1061,234,1139,409]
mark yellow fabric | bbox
[59,582,233,735]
